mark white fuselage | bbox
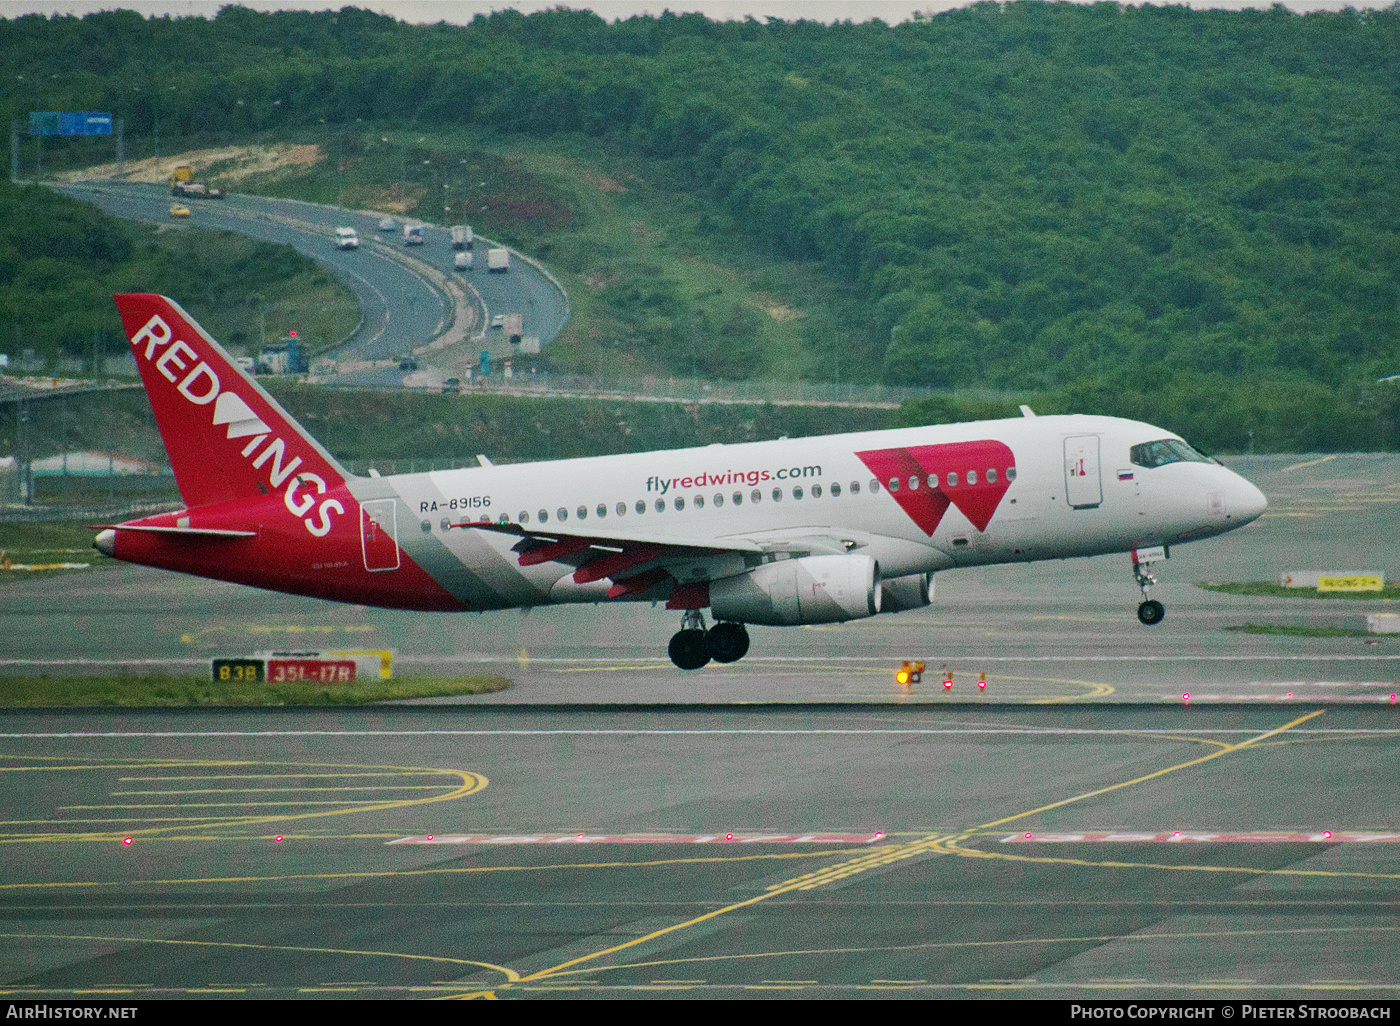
[345,413,1266,611]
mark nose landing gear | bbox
[1132,545,1168,625]
[667,610,751,670]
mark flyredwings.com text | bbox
[646,465,822,495]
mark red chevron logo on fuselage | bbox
[856,440,1015,536]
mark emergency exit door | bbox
[1064,435,1102,509]
[360,499,401,571]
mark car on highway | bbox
[168,204,190,218]
[335,227,360,250]
[378,216,396,232]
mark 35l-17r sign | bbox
[29,111,112,135]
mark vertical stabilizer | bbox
[114,293,350,508]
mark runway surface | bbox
[0,453,1396,999]
[2,703,1399,999]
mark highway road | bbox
[56,181,569,387]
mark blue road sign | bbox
[29,112,112,136]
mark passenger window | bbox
[1007,466,1017,481]
[888,478,899,492]
[811,484,822,498]
[714,493,724,507]
[635,500,646,515]
[927,474,938,489]
[498,512,509,524]
[850,481,860,495]
[440,518,450,532]
[947,472,958,487]
[831,482,842,497]
[557,508,568,521]
[870,479,880,493]
[617,502,627,516]
[793,486,803,500]
[655,498,665,513]
[538,509,548,523]
[733,491,743,506]
[577,505,587,520]
[751,489,762,504]
[674,497,685,511]
[772,487,783,502]
[520,511,530,524]
[694,495,705,509]
[597,504,607,518]
[987,468,997,484]
[909,476,920,490]
[967,470,977,485]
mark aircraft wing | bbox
[459,520,779,602]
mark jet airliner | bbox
[96,294,1267,669]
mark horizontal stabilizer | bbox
[94,524,257,538]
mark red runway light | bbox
[121,837,133,846]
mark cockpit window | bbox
[1131,438,1215,469]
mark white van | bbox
[335,227,359,250]
[454,251,473,271]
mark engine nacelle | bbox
[710,554,881,626]
[880,572,935,614]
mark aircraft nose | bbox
[93,529,115,557]
[1230,476,1267,526]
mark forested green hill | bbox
[3,3,1398,451]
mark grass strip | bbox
[0,673,508,707]
[1200,582,1400,601]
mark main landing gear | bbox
[668,610,751,670]
[1132,547,1166,626]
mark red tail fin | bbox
[114,293,349,508]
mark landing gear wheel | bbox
[1137,599,1165,626]
[669,629,711,670]
[707,622,750,663]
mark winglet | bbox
[113,293,350,507]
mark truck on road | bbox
[487,248,509,273]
